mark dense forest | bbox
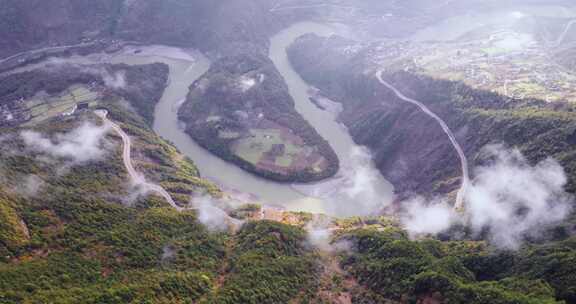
[4,0,576,303]
[339,227,576,303]
[0,60,575,304]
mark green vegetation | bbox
[203,221,319,303]
[5,14,576,303]
[511,238,576,302]
[229,203,261,220]
[104,100,222,204]
[341,228,567,303]
[0,63,168,128]
[0,191,29,253]
[0,64,324,303]
[373,69,576,196]
[111,63,169,125]
[0,99,227,302]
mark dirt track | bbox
[95,110,183,211]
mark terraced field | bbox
[23,85,100,125]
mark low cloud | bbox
[21,122,111,164]
[295,146,391,217]
[192,196,242,232]
[328,147,391,217]
[161,245,176,262]
[122,182,152,207]
[307,228,333,251]
[103,70,127,89]
[81,65,127,89]
[466,145,573,249]
[305,215,353,252]
[401,145,573,249]
[41,59,127,89]
[17,175,46,198]
[306,227,353,253]
[401,197,458,237]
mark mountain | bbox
[2,0,576,303]
[287,33,576,198]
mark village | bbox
[371,26,576,103]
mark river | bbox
[141,22,394,216]
[4,22,395,216]
[108,6,574,216]
[269,22,394,216]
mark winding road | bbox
[95,110,183,211]
[376,71,469,210]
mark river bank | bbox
[0,22,395,217]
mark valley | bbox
[2,0,576,303]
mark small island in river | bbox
[178,52,339,183]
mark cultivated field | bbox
[23,85,100,125]
[231,127,326,175]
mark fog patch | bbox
[17,175,46,198]
[161,245,176,262]
[306,227,354,253]
[401,197,458,238]
[401,145,573,249]
[80,66,127,89]
[307,228,333,251]
[192,196,242,232]
[103,70,126,89]
[238,76,257,92]
[43,57,71,67]
[510,11,527,19]
[340,148,381,205]
[465,145,573,249]
[296,147,390,217]
[122,181,152,207]
[20,122,111,164]
[37,59,127,90]
[305,215,353,252]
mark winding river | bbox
[8,4,576,217]
[113,5,576,216]
[119,22,394,216]
[4,22,395,216]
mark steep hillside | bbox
[5,1,576,303]
[0,0,289,59]
[0,0,340,182]
[288,34,576,198]
[120,0,287,55]
[202,221,319,303]
[0,64,324,303]
[0,0,123,58]
[0,191,29,256]
[339,227,572,303]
